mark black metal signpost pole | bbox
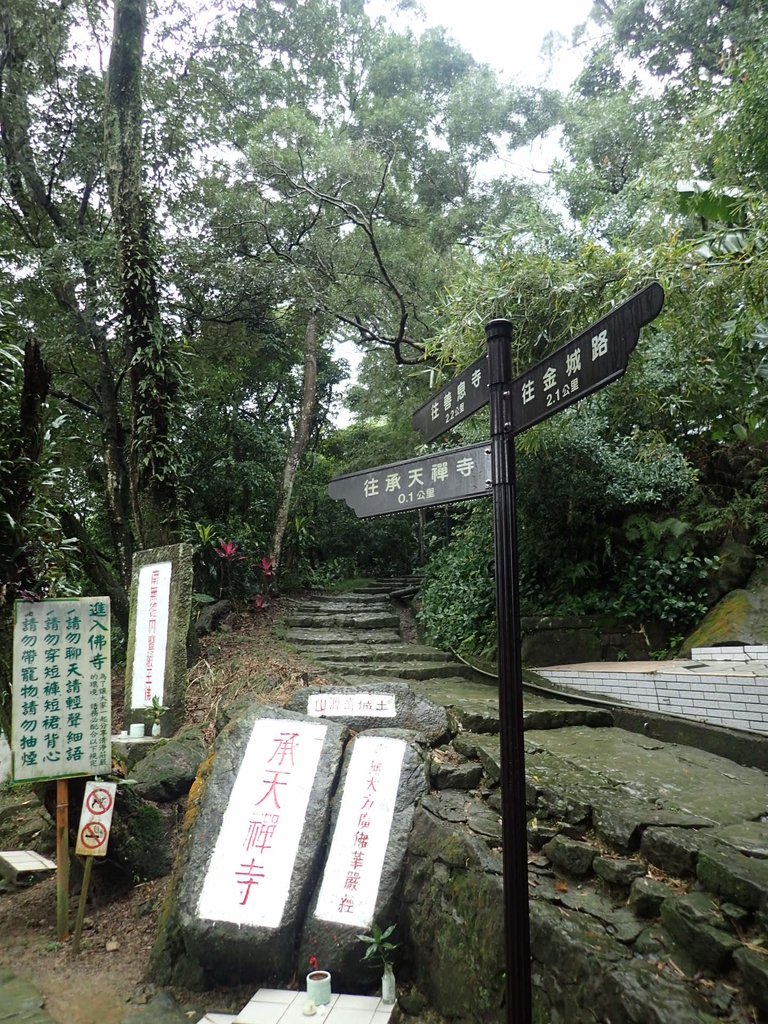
[332,285,665,1023]
[486,317,532,1024]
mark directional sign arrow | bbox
[411,282,664,442]
[411,353,488,444]
[328,442,491,519]
[509,281,664,434]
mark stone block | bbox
[628,877,673,918]
[430,757,483,791]
[124,543,194,735]
[149,705,348,987]
[542,834,596,876]
[297,729,429,990]
[734,946,768,1015]
[640,826,706,877]
[130,725,208,802]
[593,856,647,890]
[402,805,505,1023]
[659,892,739,972]
[284,680,449,745]
[697,845,768,911]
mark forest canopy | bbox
[1,0,766,723]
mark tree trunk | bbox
[0,340,51,738]
[269,314,319,574]
[104,0,181,549]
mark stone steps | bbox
[316,660,478,681]
[292,601,393,615]
[306,644,452,664]
[284,628,402,646]
[284,612,401,629]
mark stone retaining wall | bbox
[399,733,768,1024]
[401,800,768,1024]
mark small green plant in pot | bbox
[146,695,168,737]
[357,923,398,1005]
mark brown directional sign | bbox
[411,282,664,442]
[328,442,491,519]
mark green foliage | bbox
[357,922,399,971]
[419,505,497,658]
[614,516,717,626]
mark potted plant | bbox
[146,695,168,737]
[357,922,398,1005]
[306,955,331,1007]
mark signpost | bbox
[411,282,665,443]
[328,442,491,518]
[73,779,117,954]
[329,283,664,1024]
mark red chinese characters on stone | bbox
[235,730,301,904]
[337,754,384,916]
[236,858,265,905]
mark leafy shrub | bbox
[419,504,497,658]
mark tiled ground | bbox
[537,657,768,734]
[197,989,394,1024]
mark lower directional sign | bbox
[328,442,491,518]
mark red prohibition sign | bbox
[85,787,113,816]
[80,821,108,850]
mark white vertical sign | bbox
[130,561,172,709]
[198,718,327,928]
[12,598,111,782]
[315,735,405,928]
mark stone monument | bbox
[123,543,193,736]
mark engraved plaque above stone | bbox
[284,681,449,745]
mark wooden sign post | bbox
[72,780,117,954]
[11,597,112,942]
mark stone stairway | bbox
[285,581,768,1024]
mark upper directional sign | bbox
[510,281,664,434]
[411,353,488,444]
[411,282,664,442]
[328,442,491,519]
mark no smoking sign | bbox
[76,780,117,857]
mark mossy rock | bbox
[682,587,768,655]
[108,786,177,882]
